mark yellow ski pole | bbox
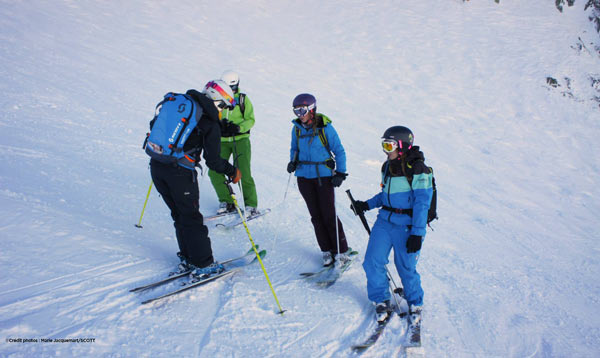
[226,181,285,315]
[135,181,153,228]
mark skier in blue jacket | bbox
[286,93,351,267]
[351,126,433,324]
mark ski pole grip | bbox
[346,189,372,235]
[346,189,357,211]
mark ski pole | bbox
[225,181,285,315]
[231,134,246,217]
[135,181,153,228]
[283,151,298,202]
[333,187,341,257]
[346,189,402,309]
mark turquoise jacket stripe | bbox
[366,162,433,236]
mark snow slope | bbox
[1,1,599,357]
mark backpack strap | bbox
[295,126,334,160]
[238,93,246,115]
[317,128,334,159]
[170,95,196,153]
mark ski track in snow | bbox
[1,0,600,357]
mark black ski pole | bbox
[346,189,371,234]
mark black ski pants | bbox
[297,176,348,255]
[150,160,214,268]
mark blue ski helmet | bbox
[292,93,317,117]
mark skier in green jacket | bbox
[208,70,259,217]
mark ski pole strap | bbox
[381,206,413,216]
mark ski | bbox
[129,246,259,293]
[315,250,359,288]
[129,269,190,293]
[395,286,422,350]
[299,265,334,279]
[299,248,357,278]
[204,210,237,221]
[405,310,422,348]
[351,288,410,353]
[136,247,265,304]
[351,308,397,353]
[215,208,271,228]
[141,269,239,305]
[352,306,408,354]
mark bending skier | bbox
[147,80,241,279]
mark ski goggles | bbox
[381,139,412,153]
[381,139,398,153]
[293,103,315,117]
[206,81,236,108]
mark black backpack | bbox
[406,164,438,227]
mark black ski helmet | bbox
[293,93,316,112]
[382,126,414,154]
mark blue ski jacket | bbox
[289,114,347,179]
[365,147,433,237]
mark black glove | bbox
[331,172,347,187]
[406,235,422,253]
[221,120,240,135]
[350,200,369,216]
[287,161,297,173]
[325,158,335,170]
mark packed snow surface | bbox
[1,1,599,357]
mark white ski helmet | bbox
[221,70,240,92]
[203,79,236,109]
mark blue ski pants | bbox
[362,218,424,306]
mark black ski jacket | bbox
[184,90,235,176]
[149,90,235,177]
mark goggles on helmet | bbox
[293,103,315,118]
[382,138,412,154]
[207,81,236,108]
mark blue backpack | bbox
[144,92,204,169]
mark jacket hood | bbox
[186,89,219,122]
[404,145,425,165]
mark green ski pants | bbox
[208,137,258,208]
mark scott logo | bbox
[178,103,186,113]
[169,122,182,143]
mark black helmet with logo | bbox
[382,126,414,154]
